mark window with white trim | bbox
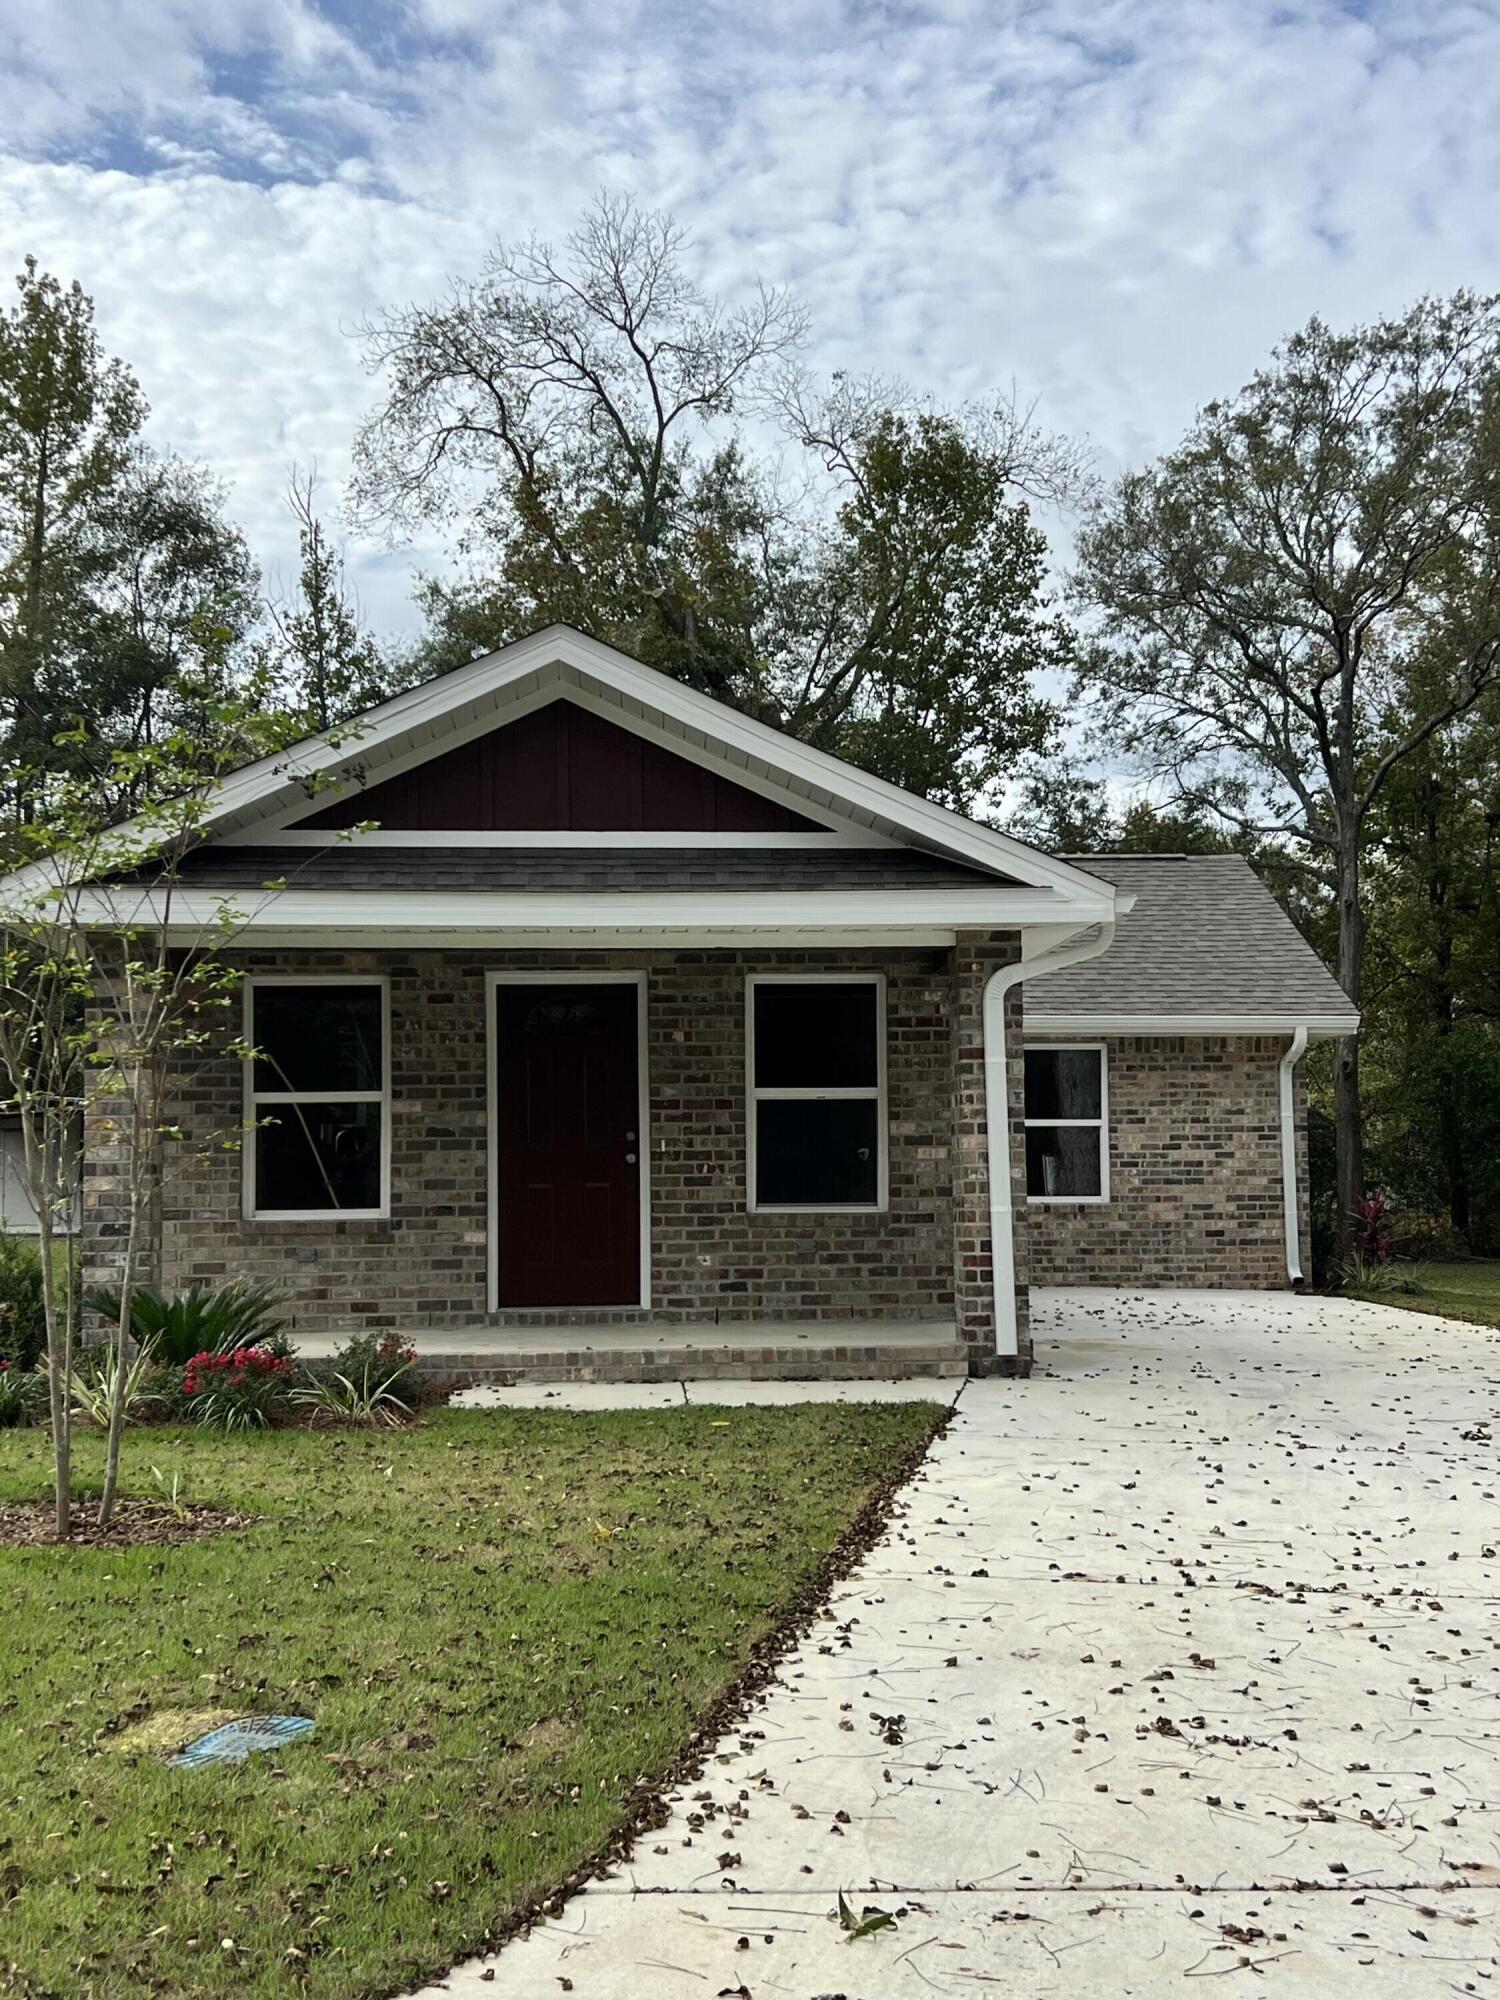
[747,976,886,1210]
[245,979,388,1219]
[1024,1044,1108,1202]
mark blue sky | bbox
[3,0,1497,638]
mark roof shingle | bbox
[1026,854,1357,1028]
[167,845,1009,894]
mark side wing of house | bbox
[1021,855,1358,1289]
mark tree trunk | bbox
[1420,773,1470,1243]
[95,1197,140,1531]
[1334,835,1367,1263]
[36,1201,71,1539]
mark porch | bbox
[295,1316,970,1384]
[89,938,1042,1374]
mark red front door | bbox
[494,982,642,1308]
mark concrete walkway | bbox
[421,1288,1500,1996]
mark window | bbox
[1024,1044,1108,1202]
[0,1116,80,1234]
[245,979,389,1219]
[746,976,886,1210]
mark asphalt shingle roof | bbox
[169,845,1010,894]
[1026,854,1357,1026]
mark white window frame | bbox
[745,973,888,1214]
[1023,1040,1109,1205]
[242,974,391,1222]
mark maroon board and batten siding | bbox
[296,698,823,833]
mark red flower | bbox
[183,1345,289,1398]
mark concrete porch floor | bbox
[296,1316,970,1383]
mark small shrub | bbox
[294,1335,420,1428]
[0,1233,49,1372]
[334,1333,420,1396]
[1349,1191,1394,1265]
[84,1281,288,1368]
[68,1345,174,1428]
[0,1359,47,1429]
[183,1346,293,1431]
[1340,1248,1428,1296]
[148,1463,190,1518]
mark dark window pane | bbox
[256,1101,382,1212]
[253,985,382,1094]
[753,983,878,1088]
[1024,1047,1102,1121]
[1026,1125,1102,1198]
[517,988,634,1038]
[756,1099,879,1206]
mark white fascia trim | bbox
[36,627,1118,904]
[71,886,1120,933]
[984,922,1118,1365]
[1024,1012,1359,1039]
[1279,1026,1309,1285]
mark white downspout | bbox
[983,920,1117,1368]
[1279,1025,1309,1285]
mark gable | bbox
[293,698,824,834]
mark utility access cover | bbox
[169,1715,315,1768]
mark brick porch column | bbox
[951,930,1030,1376]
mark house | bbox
[54,626,1356,1379]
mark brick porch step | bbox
[298,1319,970,1386]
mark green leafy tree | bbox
[271,468,393,729]
[0,258,143,779]
[1360,691,1500,1246]
[0,259,259,793]
[92,456,258,749]
[1073,293,1500,1254]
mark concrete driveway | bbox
[434,1289,1500,1996]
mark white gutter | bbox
[1278,1025,1309,1284]
[983,920,1118,1369]
[1025,1012,1358,1040]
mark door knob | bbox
[625,1152,638,1164]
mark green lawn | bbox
[1350,1257,1500,1329]
[0,1401,942,1998]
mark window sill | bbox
[244,1209,392,1224]
[748,1203,887,1216]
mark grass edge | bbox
[391,1393,955,1994]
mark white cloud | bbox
[1,0,1496,640]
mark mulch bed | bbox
[0,1497,257,1550]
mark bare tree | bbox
[1074,293,1500,1254]
[352,191,805,699]
[352,192,1087,806]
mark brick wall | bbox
[83,943,1031,1351]
[1022,1033,1307,1288]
